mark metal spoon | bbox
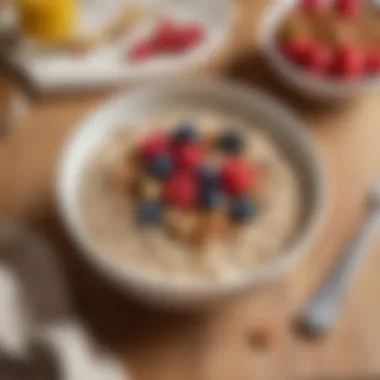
[297,181,380,336]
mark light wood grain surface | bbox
[2,1,380,379]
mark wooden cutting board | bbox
[1,1,380,379]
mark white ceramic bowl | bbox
[260,0,380,101]
[56,80,326,309]
[9,0,236,94]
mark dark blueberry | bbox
[201,189,227,210]
[198,164,220,189]
[219,130,244,154]
[230,197,257,223]
[148,155,174,180]
[172,122,198,144]
[137,201,163,225]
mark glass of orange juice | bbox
[15,0,78,46]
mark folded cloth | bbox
[0,221,129,380]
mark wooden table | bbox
[2,1,380,379]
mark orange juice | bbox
[16,0,77,45]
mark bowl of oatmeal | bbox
[57,80,326,308]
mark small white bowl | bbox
[260,0,380,101]
[56,80,326,309]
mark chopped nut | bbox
[247,325,277,350]
[165,208,200,241]
[112,153,141,192]
[192,211,230,248]
[140,178,162,200]
[203,132,219,152]
[279,11,314,42]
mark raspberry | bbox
[304,42,333,75]
[152,19,183,52]
[366,49,380,75]
[164,173,200,208]
[140,132,169,161]
[129,40,153,62]
[335,0,360,17]
[221,159,256,196]
[280,40,309,67]
[333,45,365,79]
[174,144,205,172]
[180,24,205,48]
[301,0,323,12]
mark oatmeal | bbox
[79,110,302,281]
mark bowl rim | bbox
[259,0,380,98]
[56,79,327,302]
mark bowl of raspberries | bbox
[260,0,380,100]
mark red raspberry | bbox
[180,24,205,48]
[141,132,169,161]
[221,160,256,196]
[164,173,200,208]
[129,40,153,62]
[152,19,183,52]
[366,50,380,74]
[174,144,205,172]
[335,0,360,17]
[333,45,365,79]
[301,0,322,12]
[280,40,309,67]
[304,42,333,75]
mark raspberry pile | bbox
[129,19,206,62]
[278,0,380,79]
[130,123,260,243]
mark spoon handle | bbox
[298,211,380,336]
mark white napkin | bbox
[0,222,129,380]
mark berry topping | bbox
[219,130,244,154]
[366,50,380,74]
[198,164,220,189]
[175,144,205,172]
[301,0,323,12]
[335,0,360,17]
[221,160,256,196]
[333,45,365,78]
[141,132,169,161]
[148,155,174,180]
[304,42,332,75]
[181,24,205,48]
[172,123,198,144]
[129,40,153,62]
[280,40,309,66]
[137,201,163,224]
[230,197,257,223]
[201,189,227,210]
[164,173,200,208]
[152,19,183,52]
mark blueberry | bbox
[201,189,227,210]
[172,122,198,144]
[219,130,244,154]
[137,201,163,225]
[230,197,257,223]
[198,164,220,189]
[148,155,174,180]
